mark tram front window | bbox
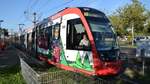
[87,17,119,61]
[86,17,118,51]
[93,31,116,50]
[67,18,91,50]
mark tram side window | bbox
[32,31,35,48]
[52,24,60,40]
[66,18,91,50]
[51,24,60,50]
[27,33,29,49]
[38,27,44,48]
[45,26,52,48]
[27,33,32,50]
[40,27,49,49]
[20,35,25,46]
[44,26,52,49]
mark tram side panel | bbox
[59,14,94,72]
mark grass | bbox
[1,62,149,84]
[0,65,26,84]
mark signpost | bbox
[141,49,145,75]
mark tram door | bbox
[52,24,61,63]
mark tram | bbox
[21,7,123,76]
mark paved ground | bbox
[0,46,20,69]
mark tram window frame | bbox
[45,26,52,48]
[32,31,35,45]
[44,26,53,49]
[38,26,45,48]
[30,31,35,50]
[20,35,25,44]
[27,33,32,50]
[27,33,29,49]
[52,24,60,40]
[66,18,91,51]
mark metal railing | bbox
[20,57,116,84]
[20,58,77,84]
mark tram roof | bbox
[36,7,106,27]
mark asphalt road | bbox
[0,46,20,69]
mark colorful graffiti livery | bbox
[19,7,124,76]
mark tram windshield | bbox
[86,16,118,51]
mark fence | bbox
[20,57,115,84]
[20,58,76,84]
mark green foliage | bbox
[109,14,127,36]
[0,66,26,84]
[144,11,150,35]
[109,0,148,36]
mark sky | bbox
[0,0,149,32]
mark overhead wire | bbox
[20,0,98,28]
[17,0,33,27]
[36,0,52,13]
[76,0,97,7]
[24,0,96,23]
[17,0,37,30]
[42,0,74,15]
[30,0,40,11]
[26,0,75,23]
[42,0,97,16]
[26,0,34,11]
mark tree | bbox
[109,0,147,36]
[109,14,124,36]
[144,10,150,35]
